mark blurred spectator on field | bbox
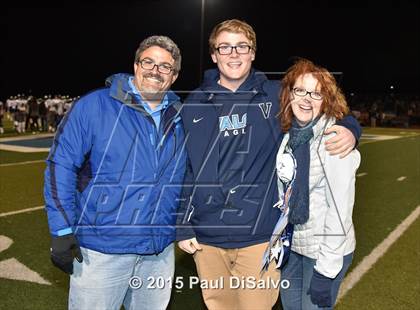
[369,102,378,127]
[54,95,65,127]
[15,98,27,133]
[348,92,419,128]
[46,100,57,132]
[39,96,48,131]
[28,96,40,133]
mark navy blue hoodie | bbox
[176,68,361,248]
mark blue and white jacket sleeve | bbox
[176,155,196,241]
[44,98,94,236]
[336,114,362,145]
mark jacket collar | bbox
[202,68,268,91]
[199,68,268,103]
[105,73,180,108]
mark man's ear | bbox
[171,73,178,84]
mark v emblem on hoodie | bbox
[258,102,272,119]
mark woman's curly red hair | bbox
[279,58,349,132]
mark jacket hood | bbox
[105,73,180,106]
[200,68,269,93]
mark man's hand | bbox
[50,234,83,274]
[178,238,202,254]
[324,125,356,158]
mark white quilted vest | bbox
[276,115,360,277]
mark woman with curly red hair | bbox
[273,58,360,309]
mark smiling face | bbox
[211,31,255,91]
[290,73,323,126]
[133,46,178,102]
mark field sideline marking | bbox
[0,144,50,153]
[0,133,54,142]
[0,206,44,218]
[359,133,420,145]
[337,204,420,302]
[0,159,45,167]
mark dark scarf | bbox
[287,117,320,224]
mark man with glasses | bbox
[44,35,186,310]
[176,19,361,309]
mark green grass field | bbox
[0,127,419,309]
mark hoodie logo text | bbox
[219,113,247,137]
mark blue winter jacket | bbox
[176,68,361,248]
[44,73,187,255]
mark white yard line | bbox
[337,205,420,302]
[361,134,400,140]
[0,159,45,167]
[356,172,368,177]
[0,257,51,285]
[359,132,420,146]
[397,176,407,181]
[0,133,54,142]
[0,144,50,153]
[0,133,53,153]
[0,236,51,285]
[0,206,44,218]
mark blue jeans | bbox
[69,243,174,310]
[280,251,353,310]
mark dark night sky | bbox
[1,0,419,100]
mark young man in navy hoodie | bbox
[176,19,361,310]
